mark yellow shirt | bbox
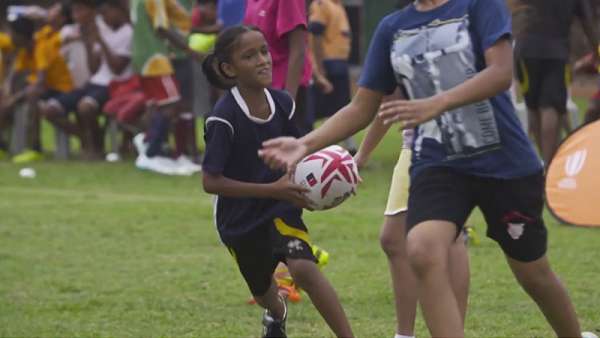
[0,32,14,83]
[309,0,351,61]
[14,25,73,93]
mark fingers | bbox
[379,101,415,126]
[258,149,284,170]
[291,183,310,194]
[291,193,313,210]
[261,137,289,149]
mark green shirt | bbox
[130,0,191,76]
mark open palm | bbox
[259,137,308,172]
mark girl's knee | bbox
[77,100,98,117]
[379,230,405,258]
[379,215,408,258]
[406,240,447,277]
[286,259,320,289]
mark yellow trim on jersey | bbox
[274,218,311,244]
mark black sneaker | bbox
[262,299,287,338]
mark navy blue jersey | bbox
[358,0,542,179]
[203,87,302,243]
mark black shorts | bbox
[47,83,109,115]
[406,167,547,262]
[226,216,317,296]
[516,57,569,115]
[311,61,351,119]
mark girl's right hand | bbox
[270,175,312,209]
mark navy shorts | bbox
[48,83,109,115]
[407,167,548,262]
[225,216,317,296]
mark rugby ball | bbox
[294,145,359,210]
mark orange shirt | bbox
[309,0,351,61]
[14,25,73,93]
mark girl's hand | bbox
[259,137,308,172]
[378,95,448,129]
[354,152,369,170]
[270,174,312,209]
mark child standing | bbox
[259,0,587,336]
[201,25,353,338]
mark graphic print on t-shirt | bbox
[390,15,501,161]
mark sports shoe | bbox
[135,154,179,175]
[312,244,330,268]
[262,297,287,338]
[12,150,43,164]
[133,133,148,156]
[465,225,480,246]
[175,155,202,175]
[582,332,599,338]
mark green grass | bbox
[1,114,599,337]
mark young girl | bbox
[201,25,353,338]
[259,0,587,336]
[354,89,469,338]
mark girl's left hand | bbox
[378,95,448,129]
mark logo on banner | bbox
[558,149,588,190]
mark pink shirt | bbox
[244,0,312,89]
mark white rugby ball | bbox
[294,145,359,210]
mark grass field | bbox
[1,115,599,337]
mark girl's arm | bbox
[354,90,405,168]
[285,27,307,98]
[260,87,384,171]
[354,113,392,169]
[203,173,310,208]
[379,38,513,129]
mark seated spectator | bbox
[0,30,16,159]
[2,14,74,163]
[41,0,133,160]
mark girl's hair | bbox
[201,25,262,90]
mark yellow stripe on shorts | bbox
[274,218,311,244]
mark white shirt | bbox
[60,24,91,88]
[90,17,133,86]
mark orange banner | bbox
[546,120,600,227]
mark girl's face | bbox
[224,31,273,89]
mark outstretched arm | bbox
[354,90,405,167]
[260,87,384,171]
